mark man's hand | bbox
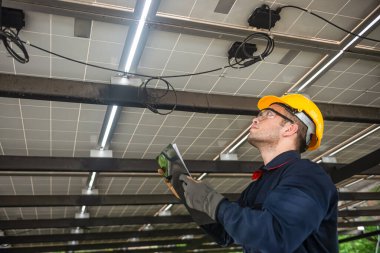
[179,174,225,220]
[157,168,180,199]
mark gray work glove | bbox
[179,174,225,220]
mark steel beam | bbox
[331,148,380,183]
[1,74,380,123]
[0,216,193,230]
[339,209,380,217]
[0,194,239,207]
[3,0,379,60]
[1,237,213,253]
[0,192,377,207]
[338,192,380,201]
[0,228,204,244]
[0,205,373,230]
[339,230,380,243]
[0,155,259,173]
[338,220,380,228]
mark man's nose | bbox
[252,117,259,124]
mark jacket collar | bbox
[262,150,300,171]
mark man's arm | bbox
[181,164,336,252]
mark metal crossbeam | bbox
[1,237,213,253]
[1,74,380,123]
[0,216,194,229]
[3,0,379,60]
[331,148,380,183]
[338,220,380,228]
[0,228,204,244]
[0,192,378,207]
[0,155,259,173]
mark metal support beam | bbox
[0,216,194,229]
[338,192,380,201]
[0,228,204,244]
[1,74,380,123]
[0,156,259,173]
[0,194,238,207]
[339,209,380,217]
[339,230,380,244]
[0,213,371,231]
[3,0,379,60]
[0,237,213,253]
[0,192,377,207]
[331,148,380,183]
[338,220,380,228]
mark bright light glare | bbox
[88,172,97,189]
[100,105,118,149]
[124,0,152,72]
[228,134,248,153]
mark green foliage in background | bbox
[339,226,378,253]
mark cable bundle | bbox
[228,32,274,69]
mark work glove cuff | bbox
[205,191,226,220]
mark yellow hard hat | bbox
[257,94,324,151]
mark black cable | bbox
[228,32,275,68]
[138,77,177,115]
[0,28,29,63]
[277,5,380,43]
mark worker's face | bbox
[248,104,293,148]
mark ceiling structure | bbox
[0,0,379,252]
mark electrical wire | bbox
[0,28,29,63]
[277,5,380,43]
[228,32,274,69]
[138,77,177,115]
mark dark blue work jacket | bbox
[201,150,338,253]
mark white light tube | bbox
[88,172,97,190]
[197,173,208,181]
[228,134,248,154]
[80,205,86,214]
[298,14,380,92]
[124,0,152,72]
[328,126,380,157]
[100,105,118,149]
[344,178,364,188]
[163,204,173,211]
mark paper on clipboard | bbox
[156,143,191,179]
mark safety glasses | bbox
[256,108,294,124]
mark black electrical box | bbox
[228,42,257,60]
[1,7,25,31]
[248,4,280,29]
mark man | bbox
[179,94,338,253]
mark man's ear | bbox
[282,122,299,137]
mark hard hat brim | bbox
[258,95,288,110]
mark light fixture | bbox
[313,125,379,163]
[327,126,379,157]
[228,134,248,153]
[88,172,97,190]
[99,0,153,151]
[124,0,152,73]
[297,14,380,92]
[100,105,118,150]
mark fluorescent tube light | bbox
[124,0,152,72]
[298,14,380,92]
[228,134,248,153]
[100,105,118,149]
[88,172,97,190]
[328,126,380,157]
[197,173,208,181]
